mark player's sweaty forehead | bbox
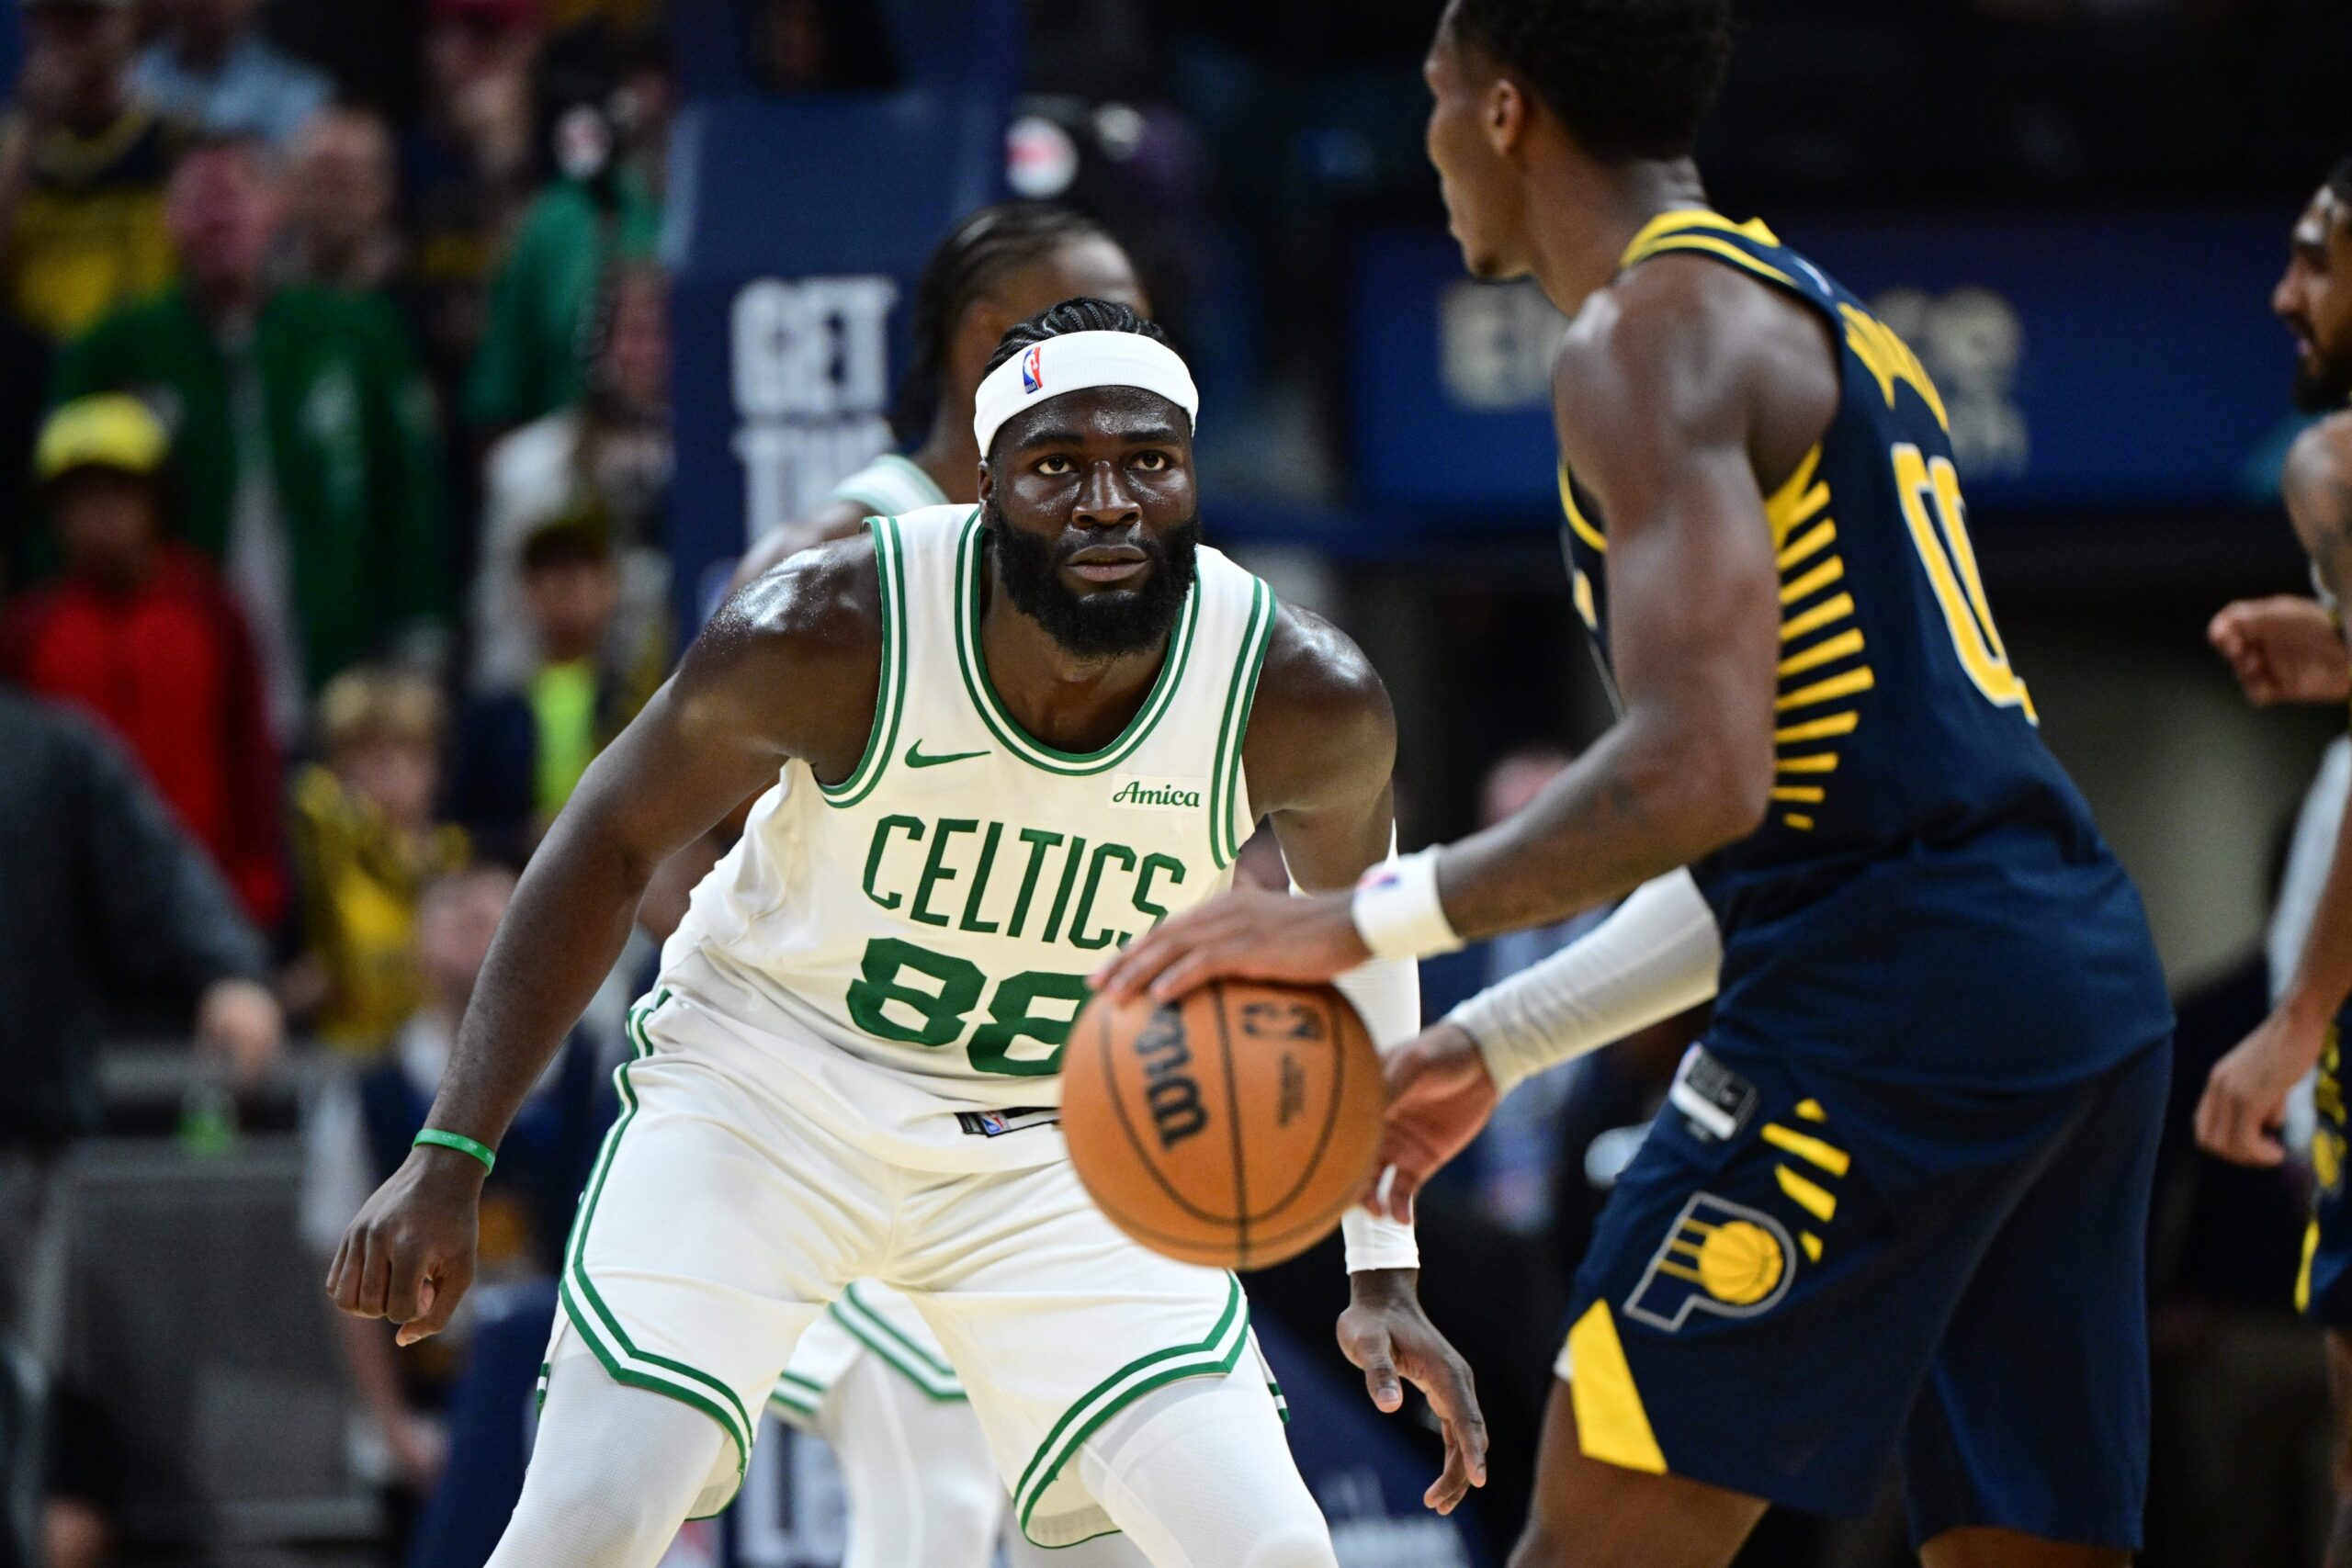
[993,386,1194,462]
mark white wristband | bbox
[1342,1191,1419,1273]
[1351,848,1463,962]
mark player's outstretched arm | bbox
[327,540,886,1342]
[2202,418,2352,1164]
[1094,259,1804,1004]
[1229,606,1488,1514]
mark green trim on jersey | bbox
[768,1370,825,1421]
[1207,580,1276,868]
[952,509,1203,775]
[829,1282,967,1401]
[1011,1273,1250,1543]
[820,517,910,808]
[559,993,755,1518]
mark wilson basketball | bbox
[1060,979,1385,1270]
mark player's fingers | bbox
[397,1259,470,1347]
[1407,1348,1486,1481]
[1145,945,1227,1003]
[1092,928,1174,999]
[325,1232,352,1305]
[384,1244,426,1326]
[1354,1329,1403,1414]
[1426,1423,1479,1514]
[355,1230,392,1319]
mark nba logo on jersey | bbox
[1022,344,1045,393]
[1623,1193,1795,1332]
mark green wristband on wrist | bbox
[413,1128,496,1172]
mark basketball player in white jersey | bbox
[329,299,1487,1568]
[640,202,1161,1568]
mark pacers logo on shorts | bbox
[1624,1193,1795,1332]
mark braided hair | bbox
[896,202,1115,442]
[981,296,1168,378]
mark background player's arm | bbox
[2202,417,2352,1165]
[328,541,885,1339]
[1238,607,1489,1513]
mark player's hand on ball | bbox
[2209,595,2351,706]
[326,1145,485,1346]
[1365,1021,1500,1224]
[1091,886,1368,1003]
[1337,1270,1487,1514]
[2196,1004,2330,1167]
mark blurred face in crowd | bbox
[22,2,138,130]
[336,729,440,833]
[424,1,538,166]
[2277,185,2352,412]
[602,269,671,416]
[165,142,282,302]
[291,109,397,266]
[415,867,515,1015]
[1424,1,1534,282]
[754,0,833,90]
[51,468,162,592]
[523,551,621,665]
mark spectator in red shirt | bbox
[0,392,288,928]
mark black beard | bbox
[2294,356,2352,412]
[981,502,1202,660]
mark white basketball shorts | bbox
[545,980,1277,1547]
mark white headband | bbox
[973,330,1200,457]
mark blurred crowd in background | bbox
[1,1,2350,1566]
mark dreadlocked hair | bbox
[1448,0,1734,163]
[895,202,1115,441]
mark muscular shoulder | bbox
[729,498,879,592]
[1238,602,1396,818]
[1553,255,1838,490]
[676,531,885,773]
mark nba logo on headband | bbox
[1021,345,1045,394]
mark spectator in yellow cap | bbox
[0,392,288,927]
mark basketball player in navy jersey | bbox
[1099,2,2173,1564]
[2200,157,2352,1568]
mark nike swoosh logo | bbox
[905,743,989,769]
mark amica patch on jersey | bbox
[1107,776,1207,812]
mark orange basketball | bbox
[1060,979,1385,1270]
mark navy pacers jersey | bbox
[1560,211,2170,1089]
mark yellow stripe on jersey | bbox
[1763,446,1830,542]
[1776,521,1837,571]
[1774,711,1859,744]
[1618,209,1785,270]
[1776,667,1876,712]
[1778,627,1866,680]
[1775,1166,1838,1223]
[1761,1122,1852,1177]
[1780,592,1855,644]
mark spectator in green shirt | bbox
[53,134,447,735]
[460,39,670,433]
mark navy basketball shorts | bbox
[1555,1032,2170,1551]
[2301,1022,2352,1328]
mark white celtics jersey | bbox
[668,502,1276,1109]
